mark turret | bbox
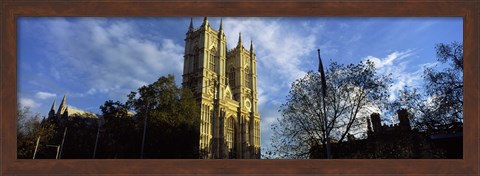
[237,32,242,48]
[347,133,355,142]
[397,109,411,131]
[250,40,254,53]
[370,113,382,133]
[63,106,69,118]
[249,40,255,90]
[57,95,67,116]
[188,17,194,32]
[219,17,223,32]
[48,98,56,118]
[202,17,209,28]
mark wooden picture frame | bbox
[1,0,478,175]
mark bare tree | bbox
[423,42,463,124]
[17,105,56,159]
[391,42,463,131]
[269,60,391,159]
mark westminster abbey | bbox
[182,17,261,159]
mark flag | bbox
[317,49,327,98]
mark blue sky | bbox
[18,17,462,156]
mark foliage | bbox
[423,42,463,124]
[126,74,200,158]
[18,75,200,159]
[96,100,139,159]
[391,42,463,131]
[56,114,99,159]
[17,106,56,159]
[270,60,392,159]
[388,87,437,131]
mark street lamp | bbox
[140,98,151,159]
[93,117,103,159]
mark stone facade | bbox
[182,17,261,159]
[48,95,98,120]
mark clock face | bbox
[245,99,251,110]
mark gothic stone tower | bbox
[182,17,261,159]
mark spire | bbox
[48,98,57,118]
[60,94,66,106]
[50,98,57,112]
[250,40,254,52]
[188,17,194,31]
[63,106,69,117]
[218,18,224,38]
[219,17,223,31]
[203,17,209,27]
[57,94,67,116]
[237,32,242,47]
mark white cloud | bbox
[419,61,438,69]
[224,18,312,76]
[20,17,458,158]
[366,50,414,69]
[41,19,184,101]
[363,50,433,101]
[20,98,40,108]
[222,18,321,106]
[259,103,283,154]
[219,18,329,153]
[35,91,56,100]
[86,88,97,95]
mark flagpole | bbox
[318,48,332,159]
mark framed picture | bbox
[2,0,478,175]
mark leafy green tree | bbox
[18,75,201,159]
[126,75,200,158]
[97,100,139,159]
[57,114,98,159]
[270,60,392,159]
[17,106,56,159]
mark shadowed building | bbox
[40,95,99,159]
[311,109,462,159]
[182,17,261,159]
[48,95,98,120]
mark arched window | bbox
[245,120,249,143]
[245,66,250,87]
[193,48,199,70]
[226,117,235,151]
[209,49,216,71]
[229,67,235,87]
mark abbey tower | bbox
[182,17,260,159]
